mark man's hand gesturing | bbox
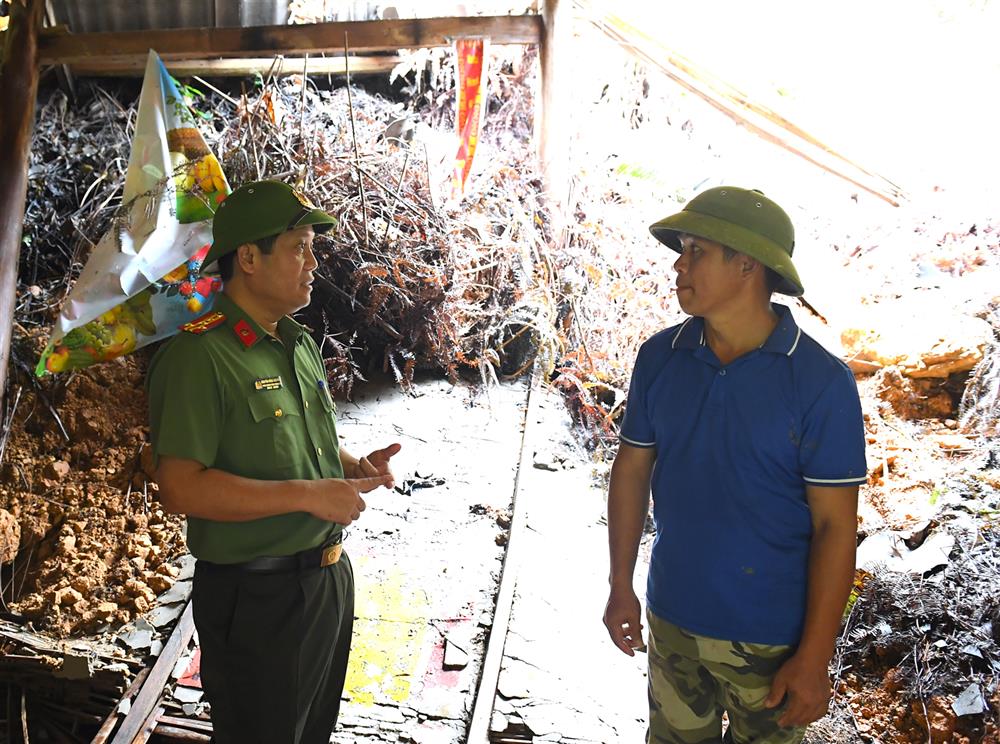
[355,443,402,489]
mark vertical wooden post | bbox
[0,0,44,408]
[537,0,571,218]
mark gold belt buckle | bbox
[320,543,342,567]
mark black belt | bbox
[201,532,345,574]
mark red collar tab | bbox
[179,311,226,335]
[233,319,259,348]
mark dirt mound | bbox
[0,333,184,636]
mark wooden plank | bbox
[92,668,150,744]
[466,365,543,742]
[109,603,195,744]
[132,703,164,744]
[0,0,45,411]
[65,53,404,78]
[38,15,543,66]
[157,715,213,733]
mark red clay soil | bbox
[0,333,185,637]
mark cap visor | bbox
[293,208,337,233]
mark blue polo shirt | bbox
[620,304,866,645]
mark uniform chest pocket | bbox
[247,393,304,469]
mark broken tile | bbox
[122,629,153,650]
[156,580,192,606]
[147,602,184,628]
[172,686,203,704]
[443,639,469,670]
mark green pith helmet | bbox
[649,186,803,296]
[203,180,337,269]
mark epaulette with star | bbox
[179,311,226,334]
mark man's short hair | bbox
[218,234,278,282]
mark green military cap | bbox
[649,186,804,296]
[203,180,338,269]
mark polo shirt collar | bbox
[671,303,802,357]
[759,303,802,356]
[214,293,307,350]
[671,316,706,350]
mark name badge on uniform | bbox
[254,376,283,391]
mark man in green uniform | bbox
[147,180,400,744]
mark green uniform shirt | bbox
[146,293,344,563]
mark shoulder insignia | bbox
[180,311,226,335]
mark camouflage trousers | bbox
[646,610,805,744]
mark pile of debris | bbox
[4,47,558,636]
[206,71,554,391]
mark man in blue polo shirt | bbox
[603,187,866,743]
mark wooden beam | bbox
[537,0,571,214]
[38,15,543,66]
[63,54,405,78]
[0,0,45,411]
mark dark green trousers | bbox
[191,552,354,744]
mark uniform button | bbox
[274,408,283,417]
[304,400,310,409]
[317,447,323,456]
[719,370,727,376]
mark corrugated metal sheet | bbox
[47,0,292,32]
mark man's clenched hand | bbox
[303,476,391,524]
[604,585,645,656]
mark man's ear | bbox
[235,243,258,275]
[741,257,760,277]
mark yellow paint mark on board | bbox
[345,556,431,706]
